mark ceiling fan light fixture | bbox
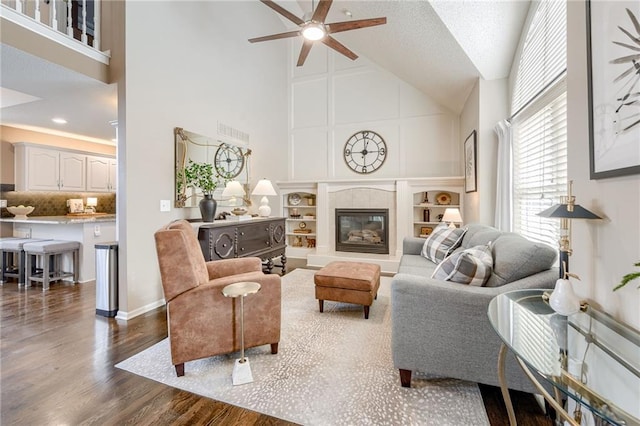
[301,22,326,41]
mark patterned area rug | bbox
[116,268,489,425]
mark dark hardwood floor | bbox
[1,269,552,425]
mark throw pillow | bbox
[432,243,493,286]
[420,223,467,264]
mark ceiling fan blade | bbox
[297,40,314,67]
[311,0,333,23]
[259,0,304,25]
[249,30,301,43]
[322,35,358,61]
[326,17,387,34]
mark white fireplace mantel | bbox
[277,177,464,274]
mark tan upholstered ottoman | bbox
[314,261,381,319]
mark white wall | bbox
[567,1,640,329]
[460,80,479,223]
[459,78,507,226]
[117,1,288,317]
[288,42,461,182]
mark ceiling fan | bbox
[249,0,387,67]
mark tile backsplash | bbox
[0,186,116,217]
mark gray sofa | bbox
[391,223,558,393]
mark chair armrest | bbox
[403,237,425,255]
[167,270,281,365]
[206,257,262,279]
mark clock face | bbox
[343,130,387,174]
[214,144,245,178]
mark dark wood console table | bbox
[197,217,286,274]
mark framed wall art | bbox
[587,1,640,179]
[464,130,477,193]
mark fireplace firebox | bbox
[335,208,389,254]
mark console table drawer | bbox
[198,217,287,274]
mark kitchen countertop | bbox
[0,214,116,224]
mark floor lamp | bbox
[538,181,601,278]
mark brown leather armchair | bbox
[154,220,281,376]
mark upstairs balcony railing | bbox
[2,0,103,57]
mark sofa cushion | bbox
[398,254,437,276]
[461,224,502,249]
[431,243,493,286]
[485,234,557,287]
[420,223,467,264]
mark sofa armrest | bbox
[206,257,262,279]
[402,237,425,255]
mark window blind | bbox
[511,0,567,116]
[510,0,567,249]
[513,84,567,247]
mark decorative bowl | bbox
[7,205,35,219]
[231,207,248,216]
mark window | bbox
[510,0,567,248]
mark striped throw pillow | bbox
[420,223,467,264]
[431,243,493,286]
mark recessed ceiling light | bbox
[52,117,67,124]
[342,8,352,17]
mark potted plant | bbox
[184,159,218,221]
[614,262,640,291]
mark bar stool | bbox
[0,237,51,286]
[23,240,80,291]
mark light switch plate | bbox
[0,199,7,208]
[160,200,171,212]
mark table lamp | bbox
[251,179,277,217]
[222,180,246,206]
[85,197,98,213]
[442,208,462,228]
[538,180,601,277]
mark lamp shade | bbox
[222,180,246,197]
[442,208,462,223]
[538,203,601,220]
[251,179,277,196]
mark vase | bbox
[549,278,581,316]
[199,194,217,222]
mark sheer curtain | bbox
[494,119,512,232]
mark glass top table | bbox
[488,289,640,426]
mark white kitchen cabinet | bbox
[15,144,86,191]
[87,155,117,192]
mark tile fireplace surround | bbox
[278,177,464,274]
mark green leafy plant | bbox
[183,160,217,195]
[613,261,640,291]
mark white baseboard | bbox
[115,298,166,321]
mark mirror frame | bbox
[174,127,252,209]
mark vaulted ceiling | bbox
[0,0,529,143]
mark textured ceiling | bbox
[0,0,529,143]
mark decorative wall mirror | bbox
[174,127,252,208]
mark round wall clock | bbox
[343,130,387,174]
[214,144,245,178]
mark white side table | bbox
[222,281,261,385]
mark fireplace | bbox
[335,208,389,254]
